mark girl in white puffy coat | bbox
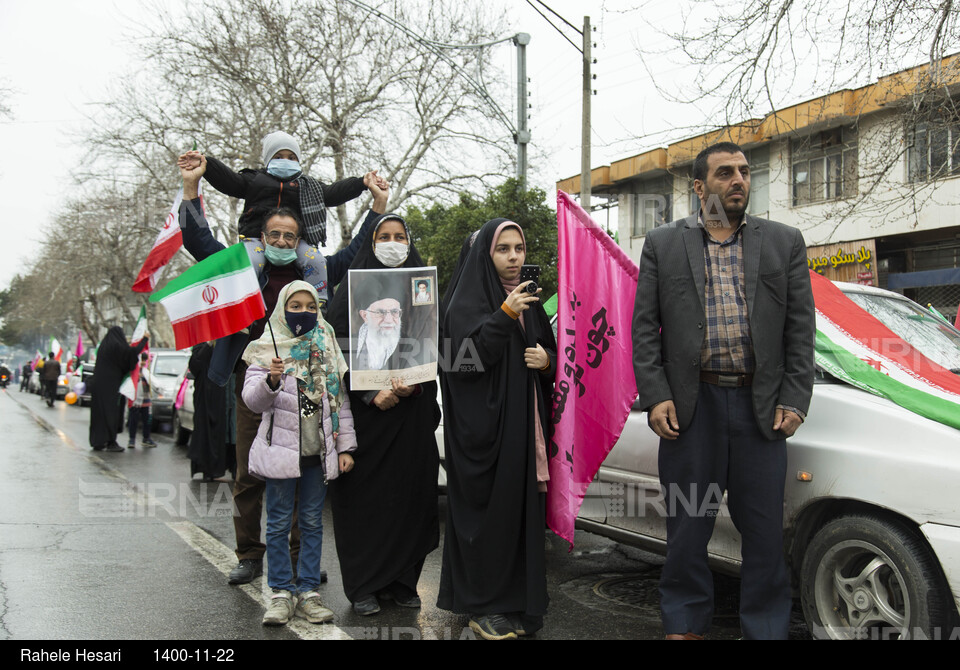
[242,280,356,626]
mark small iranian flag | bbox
[150,243,265,351]
[131,186,200,293]
[812,271,960,431]
[31,350,42,370]
[120,307,149,402]
[131,306,148,346]
[119,369,138,401]
[50,337,63,362]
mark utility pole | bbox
[514,33,531,183]
[581,16,592,208]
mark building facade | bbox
[558,58,960,324]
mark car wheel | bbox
[172,411,189,446]
[800,514,953,640]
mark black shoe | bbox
[508,613,543,637]
[92,445,105,451]
[380,584,421,608]
[104,444,125,453]
[469,614,517,640]
[228,558,263,584]
[353,595,380,616]
[320,569,327,584]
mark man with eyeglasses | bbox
[357,298,403,372]
[178,153,388,586]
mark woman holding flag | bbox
[88,326,149,452]
[241,279,356,626]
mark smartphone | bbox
[520,264,541,294]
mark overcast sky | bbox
[0,0,701,290]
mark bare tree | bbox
[83,0,514,249]
[3,183,187,349]
[635,0,960,232]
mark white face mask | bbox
[374,241,409,268]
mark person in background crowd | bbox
[20,360,32,392]
[187,342,236,482]
[89,327,149,453]
[127,352,157,449]
[39,352,62,407]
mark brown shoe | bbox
[665,632,704,640]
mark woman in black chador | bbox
[89,326,148,451]
[326,213,441,616]
[187,342,237,481]
[437,219,557,640]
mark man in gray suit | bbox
[632,142,815,639]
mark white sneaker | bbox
[262,590,295,626]
[296,591,334,623]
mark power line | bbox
[524,0,581,54]
[532,0,583,35]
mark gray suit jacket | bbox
[631,213,816,440]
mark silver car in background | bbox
[144,349,191,430]
[577,282,960,639]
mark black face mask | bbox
[285,310,318,336]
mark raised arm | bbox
[178,154,226,262]
[324,172,389,284]
[177,151,249,198]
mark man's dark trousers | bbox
[658,381,792,640]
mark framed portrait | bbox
[347,267,439,390]
[411,276,435,306]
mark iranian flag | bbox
[31,351,42,371]
[120,307,150,402]
[131,187,199,293]
[811,271,960,431]
[50,337,63,362]
[131,305,149,347]
[150,243,265,351]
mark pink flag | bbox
[75,332,85,360]
[174,375,189,410]
[548,191,639,548]
[132,187,200,293]
[955,304,959,330]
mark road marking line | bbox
[6,391,353,640]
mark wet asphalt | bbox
[0,388,810,645]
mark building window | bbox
[791,127,858,206]
[631,177,672,237]
[688,146,769,217]
[907,117,960,181]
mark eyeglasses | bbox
[367,309,402,318]
[265,231,299,243]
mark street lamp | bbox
[341,0,531,182]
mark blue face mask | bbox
[266,158,302,180]
[263,243,298,266]
[285,310,318,336]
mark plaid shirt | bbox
[699,220,755,374]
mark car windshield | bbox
[843,291,960,373]
[154,355,189,376]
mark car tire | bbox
[172,411,189,446]
[800,513,954,640]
